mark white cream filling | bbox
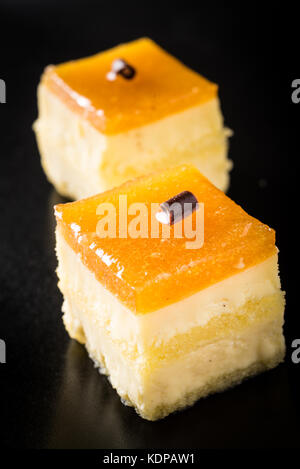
[34,84,231,199]
[62,293,284,420]
[56,229,282,351]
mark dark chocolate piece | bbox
[108,58,136,81]
[156,191,199,225]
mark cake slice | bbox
[34,38,231,199]
[54,165,285,420]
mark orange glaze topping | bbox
[42,38,218,135]
[55,165,277,314]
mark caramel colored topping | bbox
[55,165,277,314]
[42,38,217,135]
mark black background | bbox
[0,0,297,449]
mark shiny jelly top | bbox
[42,38,218,135]
[55,165,277,314]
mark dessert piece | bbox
[55,165,285,420]
[34,38,231,200]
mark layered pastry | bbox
[54,165,285,420]
[34,38,231,200]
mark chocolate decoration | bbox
[107,58,136,81]
[156,191,199,225]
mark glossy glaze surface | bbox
[55,165,276,313]
[43,38,217,134]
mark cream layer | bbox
[56,228,283,351]
[62,292,285,420]
[34,84,231,199]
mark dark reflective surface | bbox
[0,1,297,448]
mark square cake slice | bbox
[34,38,231,199]
[54,165,285,420]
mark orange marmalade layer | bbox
[55,165,277,314]
[42,38,217,135]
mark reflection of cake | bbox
[55,165,285,420]
[34,38,231,200]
